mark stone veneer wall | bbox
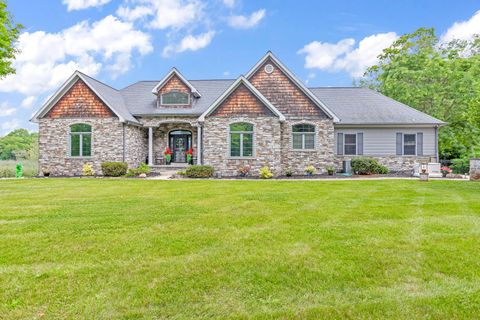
[125,125,147,168]
[203,117,282,177]
[38,118,123,176]
[280,119,335,175]
[334,155,432,173]
[153,123,197,162]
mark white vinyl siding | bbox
[334,127,436,156]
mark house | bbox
[31,52,445,177]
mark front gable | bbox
[45,79,115,119]
[210,83,275,117]
[246,52,338,121]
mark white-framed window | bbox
[344,134,357,155]
[70,123,92,157]
[403,134,416,155]
[230,122,253,157]
[292,124,315,150]
[160,91,189,105]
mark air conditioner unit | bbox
[343,160,352,174]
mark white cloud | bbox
[223,0,235,8]
[117,0,204,30]
[298,32,398,78]
[1,118,20,133]
[63,0,112,11]
[163,31,215,57]
[0,15,152,95]
[21,96,37,109]
[0,102,16,117]
[441,10,480,43]
[228,9,265,29]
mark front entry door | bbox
[172,135,187,162]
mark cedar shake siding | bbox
[249,58,328,119]
[157,74,192,108]
[210,83,275,117]
[46,80,115,119]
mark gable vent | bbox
[264,64,274,74]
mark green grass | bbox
[0,179,479,319]
[0,160,38,178]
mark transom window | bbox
[292,124,315,150]
[344,134,357,155]
[230,122,253,157]
[160,91,189,105]
[403,134,416,155]
[70,123,91,157]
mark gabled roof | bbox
[31,71,141,125]
[309,87,445,126]
[245,51,340,122]
[151,68,201,97]
[198,76,286,122]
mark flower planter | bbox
[419,173,429,181]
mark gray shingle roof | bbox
[78,74,444,126]
[309,87,444,125]
[120,79,235,116]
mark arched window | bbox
[230,122,253,157]
[160,91,189,105]
[70,123,92,157]
[292,124,315,150]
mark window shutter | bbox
[337,133,344,155]
[396,133,403,155]
[357,133,364,155]
[417,132,423,156]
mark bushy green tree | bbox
[360,28,480,159]
[0,0,22,78]
[0,129,38,160]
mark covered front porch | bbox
[143,118,202,166]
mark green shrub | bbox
[259,166,273,179]
[126,163,150,177]
[185,165,214,178]
[351,157,389,175]
[304,165,316,175]
[450,158,469,174]
[101,162,128,177]
[285,168,293,177]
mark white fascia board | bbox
[151,68,201,97]
[245,51,340,122]
[198,76,285,122]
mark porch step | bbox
[149,163,189,174]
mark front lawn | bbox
[0,179,479,319]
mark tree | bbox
[360,28,480,160]
[0,0,22,78]
[0,129,38,160]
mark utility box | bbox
[470,159,480,181]
[343,160,352,174]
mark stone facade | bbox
[203,116,282,177]
[470,159,480,181]
[125,125,147,168]
[39,118,124,176]
[334,155,432,173]
[280,120,335,175]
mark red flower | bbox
[164,147,172,155]
[441,166,452,173]
[186,148,193,155]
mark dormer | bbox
[152,68,201,108]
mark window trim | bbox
[228,122,255,158]
[403,133,417,156]
[291,123,316,151]
[344,133,357,155]
[160,91,190,106]
[69,123,92,158]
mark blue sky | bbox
[1,0,479,135]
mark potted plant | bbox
[238,165,251,177]
[304,165,316,176]
[326,165,335,176]
[285,168,293,177]
[186,148,194,165]
[164,147,172,165]
[440,166,452,178]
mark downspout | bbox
[122,123,126,162]
[435,125,439,163]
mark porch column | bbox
[197,125,202,165]
[148,126,153,166]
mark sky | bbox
[0,0,480,135]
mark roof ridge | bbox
[308,86,363,89]
[77,71,120,92]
